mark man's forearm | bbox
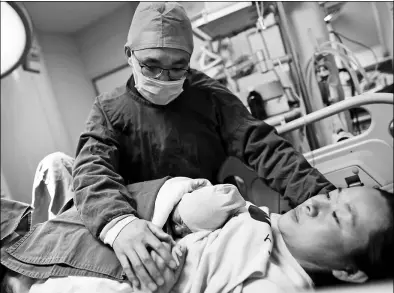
[100,176,175,246]
[242,125,335,205]
[211,81,334,206]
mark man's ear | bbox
[124,46,131,57]
[127,56,133,68]
[332,269,368,283]
[125,47,133,67]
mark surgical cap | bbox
[178,184,246,232]
[125,2,194,55]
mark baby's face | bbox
[171,204,192,238]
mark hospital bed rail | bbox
[276,93,393,135]
[277,91,394,200]
[218,92,393,213]
[279,92,393,187]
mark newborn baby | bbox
[152,183,247,239]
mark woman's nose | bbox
[304,203,319,217]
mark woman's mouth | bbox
[292,207,299,223]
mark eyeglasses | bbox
[133,53,190,81]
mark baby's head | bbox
[170,184,245,238]
[278,186,394,283]
[170,203,192,238]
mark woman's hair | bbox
[352,188,394,280]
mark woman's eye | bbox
[333,211,340,225]
[326,193,331,199]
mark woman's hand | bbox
[113,219,177,292]
[134,242,187,293]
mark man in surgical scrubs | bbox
[72,2,335,292]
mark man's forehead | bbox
[134,48,190,64]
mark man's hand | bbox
[147,243,187,293]
[113,219,177,292]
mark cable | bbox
[255,1,266,30]
[303,31,379,144]
[330,32,354,75]
[276,57,302,103]
[305,50,362,138]
[330,30,379,73]
[354,110,361,135]
[317,49,363,94]
[276,56,313,152]
[332,32,344,44]
[302,113,316,167]
[320,40,370,82]
[277,57,312,151]
[254,1,263,19]
[332,31,378,63]
[306,49,362,95]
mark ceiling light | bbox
[1,2,33,78]
[324,14,333,22]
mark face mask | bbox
[129,55,185,105]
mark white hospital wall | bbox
[1,167,12,199]
[331,2,381,49]
[38,32,96,148]
[0,3,136,203]
[331,1,391,63]
[76,3,137,80]
[372,1,393,59]
[1,47,73,203]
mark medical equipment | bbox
[218,93,394,213]
[191,2,315,154]
[191,2,297,112]
[192,2,393,151]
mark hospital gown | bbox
[73,69,335,238]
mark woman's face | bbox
[278,187,390,272]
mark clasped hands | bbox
[113,177,212,292]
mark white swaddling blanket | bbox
[27,206,273,293]
[172,208,273,293]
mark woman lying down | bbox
[1,179,393,293]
